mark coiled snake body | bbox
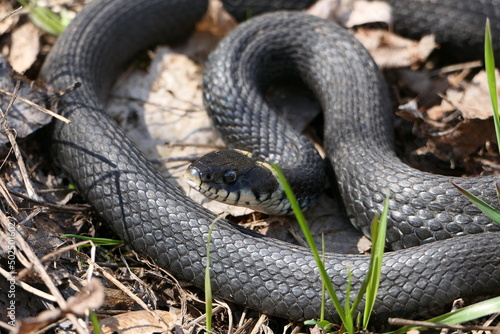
[41,0,500,323]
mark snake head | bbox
[184,149,289,214]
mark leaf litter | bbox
[0,0,498,333]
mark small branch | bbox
[0,5,23,23]
[0,83,42,201]
[8,188,91,213]
[0,87,71,124]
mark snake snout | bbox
[184,166,203,189]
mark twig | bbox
[48,81,81,113]
[0,5,23,23]
[0,210,88,334]
[8,188,91,213]
[0,83,42,201]
[85,257,151,311]
[40,240,92,263]
[249,314,269,334]
[0,266,57,302]
[0,177,18,213]
[0,87,71,124]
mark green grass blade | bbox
[452,182,500,224]
[61,234,124,246]
[394,296,500,333]
[205,220,217,333]
[362,191,388,328]
[485,18,500,153]
[343,269,354,330]
[427,296,500,325]
[271,163,350,330]
[348,193,389,325]
[18,0,68,36]
[320,234,326,322]
[89,309,101,334]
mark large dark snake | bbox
[40,0,500,324]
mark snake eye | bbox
[223,170,238,184]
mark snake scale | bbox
[40,0,500,324]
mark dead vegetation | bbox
[0,0,499,333]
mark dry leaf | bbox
[420,70,497,162]
[356,29,436,68]
[0,2,19,35]
[0,56,51,146]
[343,0,392,28]
[98,310,177,334]
[65,278,105,315]
[309,0,391,27]
[425,119,495,162]
[8,22,40,73]
[15,278,104,334]
[446,70,498,120]
[196,0,237,36]
[399,68,496,166]
[308,0,350,22]
[399,69,450,109]
[102,288,137,310]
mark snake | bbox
[40,0,500,324]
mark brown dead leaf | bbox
[98,310,177,334]
[0,55,51,146]
[398,69,450,109]
[308,0,391,28]
[15,278,104,334]
[307,0,351,22]
[342,0,391,28]
[8,22,40,73]
[425,99,455,122]
[399,69,497,167]
[65,278,105,315]
[446,70,498,120]
[312,0,436,68]
[419,70,497,163]
[15,309,62,334]
[108,45,245,217]
[356,29,436,69]
[425,118,495,163]
[101,288,137,310]
[0,2,19,35]
[196,0,237,36]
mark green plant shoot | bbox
[485,18,500,153]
